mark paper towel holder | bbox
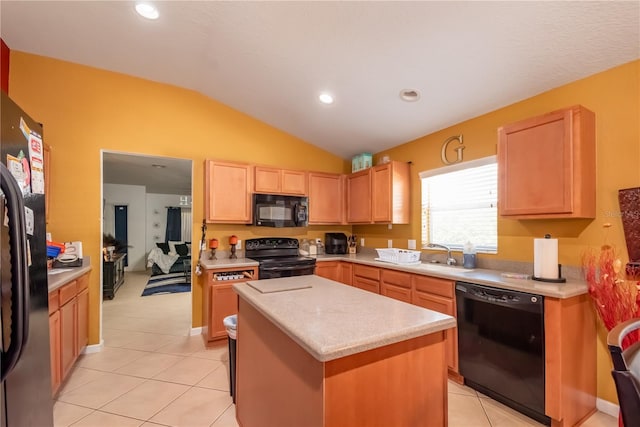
[533,264,567,283]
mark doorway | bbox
[101,151,194,346]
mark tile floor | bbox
[53,271,617,427]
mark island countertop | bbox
[233,275,456,362]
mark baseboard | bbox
[81,340,104,354]
[190,326,203,336]
[596,398,619,418]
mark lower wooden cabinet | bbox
[380,269,412,303]
[203,266,259,343]
[411,275,458,373]
[339,262,353,286]
[353,265,381,293]
[315,261,341,282]
[48,272,90,396]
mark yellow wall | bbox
[358,60,640,403]
[8,51,350,348]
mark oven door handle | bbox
[261,264,315,272]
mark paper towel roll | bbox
[534,238,559,279]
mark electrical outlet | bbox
[388,239,393,248]
[388,224,392,230]
[360,238,365,247]
[237,239,242,250]
[408,239,416,250]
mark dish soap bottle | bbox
[463,241,477,269]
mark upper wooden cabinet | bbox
[255,166,307,195]
[205,160,253,223]
[308,172,345,224]
[347,161,410,224]
[498,105,596,218]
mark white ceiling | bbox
[1,1,639,161]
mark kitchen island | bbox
[233,275,456,427]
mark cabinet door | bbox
[381,283,412,303]
[254,167,281,193]
[60,298,78,379]
[205,160,253,223]
[381,269,412,302]
[339,262,353,286]
[498,106,595,218]
[49,311,61,395]
[76,288,89,353]
[308,172,344,224]
[346,169,372,223]
[281,169,307,195]
[372,163,392,222]
[315,261,340,282]
[412,291,457,372]
[209,284,238,340]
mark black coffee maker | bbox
[325,233,348,254]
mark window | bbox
[420,156,497,253]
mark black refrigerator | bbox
[1,91,54,426]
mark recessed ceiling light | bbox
[135,3,159,20]
[400,89,420,102]
[319,93,334,105]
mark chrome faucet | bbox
[427,243,457,265]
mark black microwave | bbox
[252,194,308,227]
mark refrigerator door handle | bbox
[0,163,30,382]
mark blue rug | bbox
[141,272,191,296]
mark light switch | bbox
[360,238,365,247]
[408,239,416,250]
[387,239,393,248]
[237,239,242,250]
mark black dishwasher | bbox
[456,282,550,425]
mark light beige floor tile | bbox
[52,401,93,427]
[75,347,149,372]
[140,423,169,426]
[448,393,491,427]
[150,387,232,427]
[100,379,190,421]
[103,328,146,348]
[191,343,228,361]
[56,372,145,409]
[155,335,207,356]
[211,404,238,427]
[57,367,109,396]
[196,364,230,391]
[153,357,222,385]
[115,352,185,378]
[582,411,618,427]
[479,396,544,426]
[70,410,144,427]
[448,380,477,397]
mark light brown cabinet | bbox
[308,172,345,224]
[411,275,458,373]
[255,167,307,195]
[347,161,410,224]
[48,272,90,396]
[498,105,595,218]
[352,264,380,293]
[315,261,341,282]
[203,266,259,343]
[380,269,412,303]
[205,160,253,223]
[340,262,353,286]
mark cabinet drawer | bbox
[412,291,455,316]
[381,269,411,289]
[59,281,78,306]
[353,264,380,281]
[77,274,89,291]
[412,275,454,299]
[353,276,380,294]
[48,291,59,314]
[381,283,412,303]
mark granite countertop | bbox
[233,275,456,362]
[47,257,92,292]
[199,256,259,270]
[313,253,588,299]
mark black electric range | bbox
[245,238,316,279]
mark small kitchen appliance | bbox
[325,233,347,254]
[252,194,308,227]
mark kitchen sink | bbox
[415,263,475,273]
